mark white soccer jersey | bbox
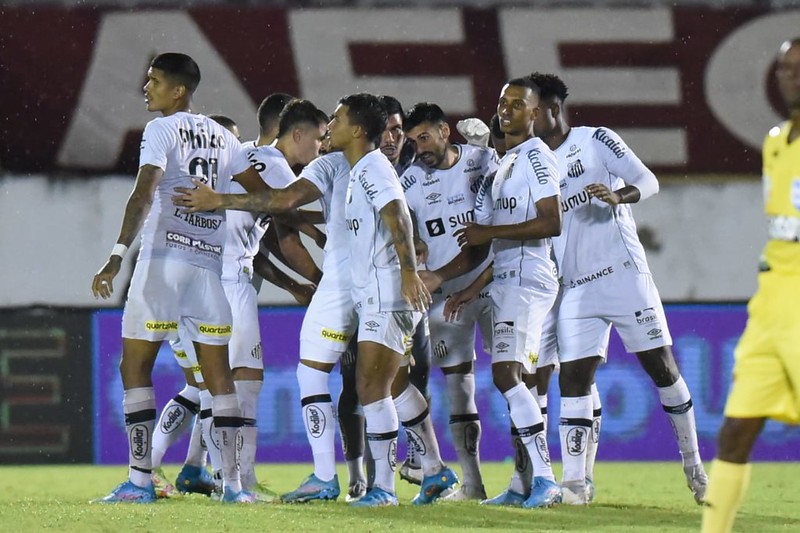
[137,112,250,274]
[552,126,656,287]
[474,136,560,290]
[403,144,498,293]
[300,151,352,292]
[221,143,297,282]
[345,149,413,313]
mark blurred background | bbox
[2,0,799,465]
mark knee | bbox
[492,367,516,393]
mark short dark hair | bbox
[506,75,541,97]
[207,114,238,133]
[528,72,569,102]
[277,99,326,138]
[257,92,293,134]
[404,102,446,132]
[378,95,404,118]
[339,93,387,146]
[489,113,503,138]
[150,53,201,94]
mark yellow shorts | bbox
[725,271,800,423]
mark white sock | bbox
[297,363,336,482]
[445,372,482,488]
[152,385,200,468]
[184,415,206,467]
[503,383,553,482]
[586,383,602,481]
[559,395,592,484]
[536,391,549,432]
[363,397,398,494]
[234,380,262,489]
[658,376,701,467]
[124,387,156,488]
[199,389,222,483]
[394,384,443,477]
[212,393,243,493]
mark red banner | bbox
[2,6,799,174]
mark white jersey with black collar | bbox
[474,136,560,290]
[552,126,658,288]
[137,111,250,274]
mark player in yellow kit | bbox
[702,37,800,533]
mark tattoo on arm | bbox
[380,199,417,272]
[116,164,161,246]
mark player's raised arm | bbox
[91,164,162,299]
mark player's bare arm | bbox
[442,263,493,323]
[253,252,316,306]
[91,164,162,299]
[585,183,641,205]
[408,208,428,264]
[273,220,323,285]
[418,244,491,293]
[456,195,561,247]
[380,199,432,312]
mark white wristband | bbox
[111,243,128,259]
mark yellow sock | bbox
[701,459,752,533]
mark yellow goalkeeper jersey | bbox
[762,121,800,273]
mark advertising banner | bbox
[93,305,800,464]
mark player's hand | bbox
[456,118,491,148]
[173,178,222,213]
[418,269,443,293]
[401,270,432,312]
[291,283,317,307]
[455,221,492,247]
[585,183,622,205]
[414,237,429,265]
[443,289,476,323]
[91,256,122,299]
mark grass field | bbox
[0,462,798,532]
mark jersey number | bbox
[189,157,219,188]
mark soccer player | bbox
[528,71,707,505]
[702,38,800,533]
[452,76,563,509]
[90,52,265,504]
[402,102,498,500]
[255,93,294,146]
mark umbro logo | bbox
[365,321,380,329]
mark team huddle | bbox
[91,52,708,508]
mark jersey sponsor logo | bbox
[469,175,485,194]
[567,159,585,178]
[246,151,267,172]
[178,127,227,150]
[345,218,360,236]
[130,424,149,460]
[535,433,551,466]
[494,320,514,338]
[592,128,626,158]
[447,193,465,205]
[493,196,517,214]
[426,192,442,205]
[566,427,588,456]
[304,404,326,438]
[525,148,552,185]
[405,427,426,455]
[401,174,417,192]
[448,209,475,228]
[165,231,223,255]
[569,266,614,288]
[561,190,591,213]
[198,324,232,336]
[388,439,398,472]
[425,218,446,237]
[145,320,178,331]
[463,158,483,173]
[161,405,187,434]
[433,339,448,359]
[173,209,222,230]
[566,144,581,159]
[357,168,378,201]
[321,328,350,343]
[634,307,659,327]
[423,173,440,186]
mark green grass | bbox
[0,462,797,532]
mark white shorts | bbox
[223,279,263,371]
[537,289,561,371]
[428,291,492,369]
[122,259,232,345]
[170,332,204,384]
[358,310,421,360]
[299,288,358,364]
[490,283,558,373]
[558,268,672,363]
